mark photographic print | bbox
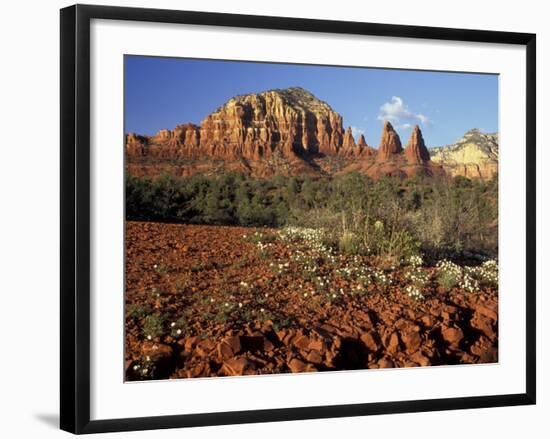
[124,56,499,381]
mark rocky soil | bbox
[125,221,498,381]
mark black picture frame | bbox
[60,4,536,434]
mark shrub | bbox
[406,285,425,301]
[436,260,462,289]
[126,303,150,321]
[169,316,189,338]
[476,259,499,287]
[272,317,292,332]
[405,266,429,288]
[142,314,165,340]
[338,231,364,255]
[130,356,157,380]
[379,227,421,262]
[437,271,461,289]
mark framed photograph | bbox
[60,4,536,434]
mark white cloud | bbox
[417,114,429,125]
[350,126,365,138]
[377,96,430,129]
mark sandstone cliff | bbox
[376,121,403,162]
[126,87,489,180]
[430,129,498,179]
[127,87,345,162]
[405,125,431,165]
[339,122,444,179]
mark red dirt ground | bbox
[124,221,498,380]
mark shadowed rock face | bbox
[357,134,368,148]
[125,133,148,157]
[344,122,445,179]
[357,134,375,157]
[198,86,347,160]
[341,127,356,153]
[125,87,492,179]
[376,121,403,162]
[405,125,431,164]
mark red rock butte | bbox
[125,87,450,179]
[376,121,403,162]
[405,125,431,165]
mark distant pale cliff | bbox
[430,129,498,179]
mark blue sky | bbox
[125,56,498,147]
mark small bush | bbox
[405,267,429,288]
[143,314,165,339]
[153,263,171,274]
[235,306,254,324]
[380,228,421,262]
[272,317,293,332]
[126,303,150,320]
[371,268,392,292]
[437,271,461,289]
[406,285,425,301]
[436,260,463,289]
[130,356,157,380]
[169,316,189,338]
[475,259,499,288]
[213,302,234,324]
[338,231,364,255]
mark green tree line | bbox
[126,171,498,259]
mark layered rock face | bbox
[127,87,347,164]
[341,127,356,152]
[126,133,148,156]
[357,134,375,157]
[430,129,498,179]
[340,129,376,157]
[376,121,403,162]
[347,122,444,179]
[126,87,492,179]
[199,87,345,158]
[405,125,431,164]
